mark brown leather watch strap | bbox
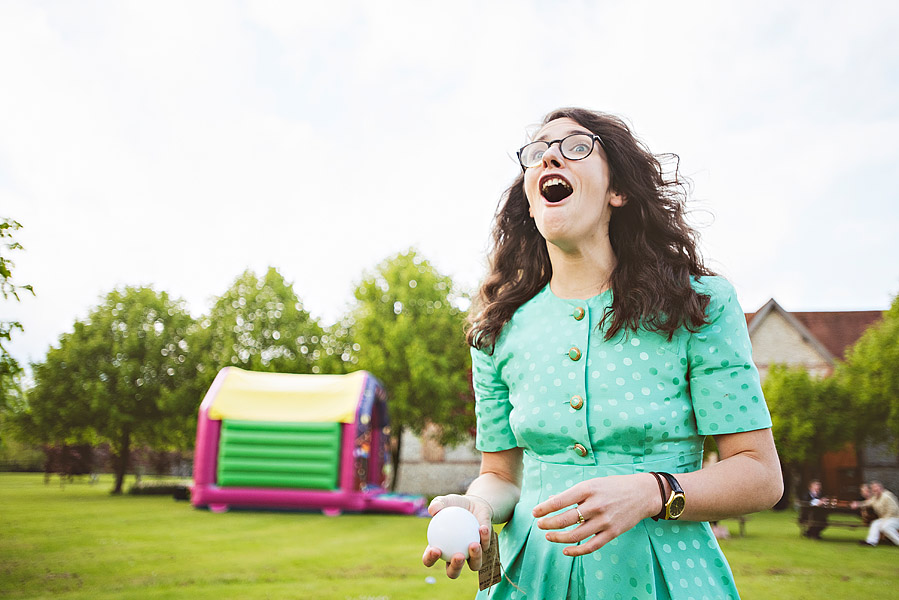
[649,472,666,521]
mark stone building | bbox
[746,299,897,497]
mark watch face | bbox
[668,494,686,519]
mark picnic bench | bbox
[797,501,865,537]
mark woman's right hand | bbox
[421,493,494,579]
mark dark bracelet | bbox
[649,472,666,521]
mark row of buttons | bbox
[570,305,585,361]
[572,305,587,457]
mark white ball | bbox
[427,506,480,562]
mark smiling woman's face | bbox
[523,117,625,252]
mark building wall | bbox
[749,310,832,379]
[395,429,480,497]
[861,439,899,497]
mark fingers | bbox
[424,539,488,575]
[428,493,476,516]
[479,524,492,551]
[422,546,442,567]
[466,540,483,571]
[532,488,584,518]
[424,546,474,577]
[536,506,581,531]
[428,495,449,516]
[561,529,615,557]
[430,494,492,532]
[444,552,467,579]
[544,520,593,545]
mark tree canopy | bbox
[349,249,474,477]
[763,364,851,473]
[1,217,34,402]
[189,267,326,389]
[26,287,196,493]
[835,295,899,446]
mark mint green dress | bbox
[471,277,771,600]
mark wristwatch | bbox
[650,472,686,520]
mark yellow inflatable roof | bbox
[206,368,368,424]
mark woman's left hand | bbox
[532,473,661,556]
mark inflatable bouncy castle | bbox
[191,367,424,515]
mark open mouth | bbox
[540,175,573,203]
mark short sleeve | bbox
[471,345,517,452]
[687,278,772,435]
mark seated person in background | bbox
[851,480,899,547]
[857,483,877,525]
[799,479,828,539]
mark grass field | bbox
[1,473,897,599]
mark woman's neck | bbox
[546,240,617,299]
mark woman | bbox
[422,108,782,599]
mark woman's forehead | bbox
[535,117,589,141]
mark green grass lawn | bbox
[1,473,897,599]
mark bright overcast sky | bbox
[3,0,899,370]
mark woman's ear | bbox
[609,190,627,207]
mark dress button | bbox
[570,395,584,410]
[568,347,582,361]
[573,443,588,457]
[573,306,585,321]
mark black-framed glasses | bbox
[517,133,604,170]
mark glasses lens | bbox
[519,141,548,168]
[561,134,595,160]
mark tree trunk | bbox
[390,426,403,492]
[111,430,131,495]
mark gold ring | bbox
[575,506,586,525]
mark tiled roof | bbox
[746,307,884,360]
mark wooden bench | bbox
[797,501,865,537]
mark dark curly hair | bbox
[467,107,714,351]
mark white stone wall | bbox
[861,438,899,497]
[395,430,480,497]
[749,310,831,380]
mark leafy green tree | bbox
[836,296,899,447]
[26,287,196,493]
[316,314,357,375]
[763,364,852,497]
[348,249,473,487]
[189,268,326,395]
[1,217,34,403]
[1,217,37,469]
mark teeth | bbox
[542,177,572,193]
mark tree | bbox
[1,217,36,470]
[316,314,357,375]
[348,249,473,488]
[190,268,326,395]
[1,217,34,402]
[27,287,196,493]
[836,296,899,447]
[763,364,852,498]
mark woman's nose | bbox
[541,142,564,167]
